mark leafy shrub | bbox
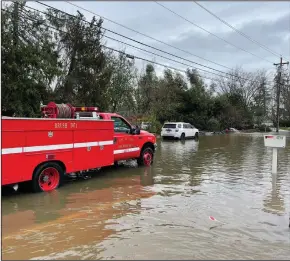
[279,120,290,127]
[142,115,162,134]
[207,118,221,131]
[148,119,162,134]
[258,124,271,132]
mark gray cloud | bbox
[28,1,290,79]
[166,12,290,64]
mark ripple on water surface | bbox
[2,134,290,260]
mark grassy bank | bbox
[280,127,290,131]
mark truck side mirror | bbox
[135,128,141,135]
[131,125,140,135]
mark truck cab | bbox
[98,113,157,165]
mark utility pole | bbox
[261,76,266,121]
[273,57,289,132]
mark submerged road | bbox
[2,133,290,260]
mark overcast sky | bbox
[27,1,290,81]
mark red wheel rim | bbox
[38,167,60,192]
[143,151,153,166]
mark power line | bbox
[105,45,218,82]
[107,34,272,86]
[3,4,265,85]
[155,1,273,64]
[62,0,232,70]
[28,2,259,83]
[3,8,217,82]
[25,4,232,76]
[103,35,234,80]
[193,1,286,61]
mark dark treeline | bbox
[2,2,290,132]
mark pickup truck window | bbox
[111,116,131,133]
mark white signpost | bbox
[264,135,286,174]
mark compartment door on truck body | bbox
[73,127,114,171]
[2,129,27,185]
[110,116,140,161]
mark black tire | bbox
[137,147,154,166]
[180,133,185,140]
[194,132,199,140]
[32,162,64,193]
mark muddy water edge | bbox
[2,133,290,260]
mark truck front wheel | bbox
[137,147,154,166]
[32,162,64,193]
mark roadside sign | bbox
[264,135,286,148]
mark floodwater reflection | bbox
[2,134,290,260]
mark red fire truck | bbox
[1,102,157,193]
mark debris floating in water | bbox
[209,216,225,230]
[209,216,226,226]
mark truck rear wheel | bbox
[137,147,154,166]
[32,162,64,193]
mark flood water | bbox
[2,133,290,260]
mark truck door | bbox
[111,116,140,161]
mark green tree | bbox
[2,2,61,116]
[178,69,213,130]
[46,9,112,109]
[106,51,137,113]
[136,64,159,114]
[153,69,187,122]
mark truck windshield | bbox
[163,123,176,129]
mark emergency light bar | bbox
[75,107,99,112]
